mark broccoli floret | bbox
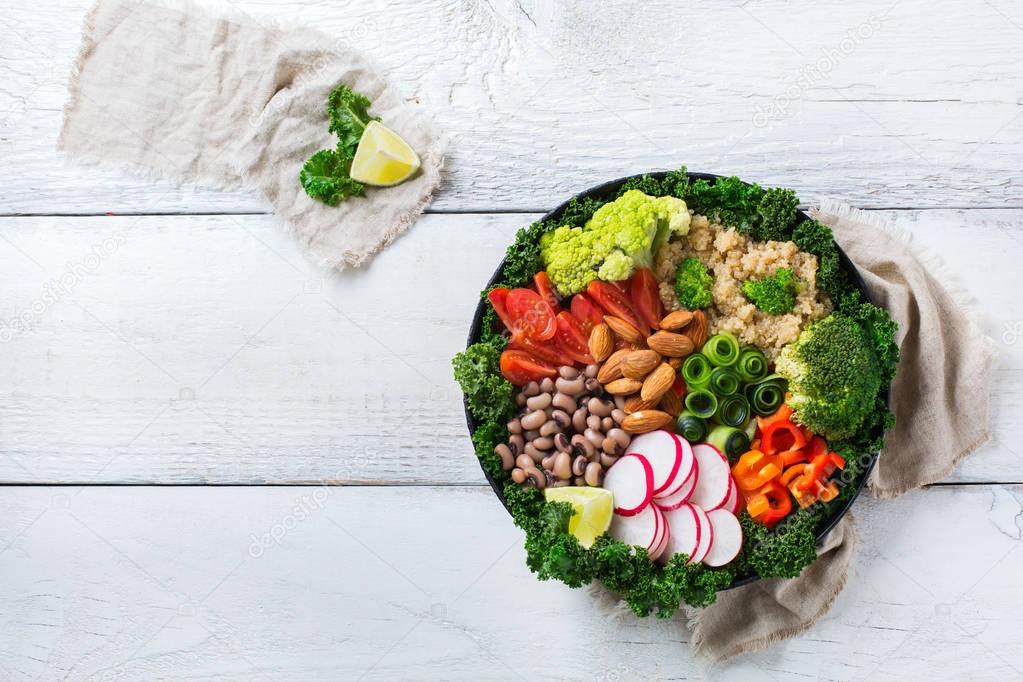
[775,314,882,440]
[540,190,691,295]
[674,257,714,309]
[742,267,799,315]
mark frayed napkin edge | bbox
[812,200,999,498]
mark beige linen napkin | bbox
[670,202,994,661]
[59,0,444,269]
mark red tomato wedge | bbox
[627,268,663,331]
[586,280,644,331]
[533,272,561,312]
[554,312,595,365]
[510,335,576,367]
[499,350,557,386]
[504,288,557,341]
[569,293,604,334]
[487,288,516,333]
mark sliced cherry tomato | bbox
[569,293,604,334]
[504,288,557,341]
[510,335,576,367]
[533,272,561,312]
[554,311,594,365]
[586,280,644,331]
[487,288,516,334]
[626,268,663,331]
[499,350,557,386]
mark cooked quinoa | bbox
[654,214,830,360]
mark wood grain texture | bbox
[1,0,1022,214]
[0,484,1020,680]
[0,209,1018,484]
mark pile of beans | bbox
[494,365,632,489]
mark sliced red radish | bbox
[702,509,743,567]
[624,430,681,495]
[609,504,660,551]
[654,462,698,511]
[710,476,736,512]
[729,485,744,515]
[654,434,696,498]
[690,505,714,565]
[604,453,654,517]
[662,504,701,561]
[649,517,671,562]
[689,444,732,510]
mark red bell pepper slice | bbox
[745,480,792,528]
[794,452,846,492]
[756,404,794,433]
[761,420,807,455]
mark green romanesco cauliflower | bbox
[540,190,691,295]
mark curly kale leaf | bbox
[754,187,800,242]
[523,501,595,587]
[498,221,554,288]
[685,176,765,234]
[452,342,516,425]
[558,196,605,227]
[735,511,820,579]
[299,150,365,205]
[328,84,379,159]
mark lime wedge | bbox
[544,487,614,549]
[350,120,421,186]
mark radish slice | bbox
[690,505,714,565]
[609,504,660,550]
[650,516,671,562]
[604,453,654,516]
[702,509,743,567]
[654,434,696,498]
[662,504,701,561]
[624,430,681,495]
[710,476,736,512]
[654,462,698,511]
[729,484,744,515]
[689,444,732,510]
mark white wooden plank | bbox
[0,484,1020,679]
[2,0,1022,214]
[0,209,1020,484]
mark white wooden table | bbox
[2,0,1022,678]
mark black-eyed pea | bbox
[555,375,585,396]
[570,434,596,459]
[525,393,551,411]
[523,466,546,489]
[553,392,576,413]
[507,418,522,434]
[600,453,619,468]
[494,444,514,470]
[523,381,540,397]
[559,366,581,380]
[539,421,560,438]
[611,408,627,424]
[511,468,527,485]
[584,462,603,487]
[601,416,614,432]
[572,407,588,433]
[508,434,524,456]
[554,432,572,454]
[520,409,546,431]
[551,409,571,429]
[553,452,572,480]
[571,455,588,477]
[586,414,601,431]
[539,377,555,393]
[587,397,614,418]
[584,364,599,378]
[584,428,604,449]
[541,454,555,471]
[533,436,555,451]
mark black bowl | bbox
[463,171,880,589]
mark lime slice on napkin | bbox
[544,487,614,549]
[350,121,421,186]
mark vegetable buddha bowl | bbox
[454,169,898,615]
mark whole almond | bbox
[621,350,661,380]
[604,377,643,396]
[588,323,614,362]
[659,310,694,331]
[597,348,631,384]
[604,315,645,345]
[640,363,676,403]
[659,389,683,418]
[624,394,657,414]
[621,410,674,434]
[647,331,695,358]
[686,310,709,349]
